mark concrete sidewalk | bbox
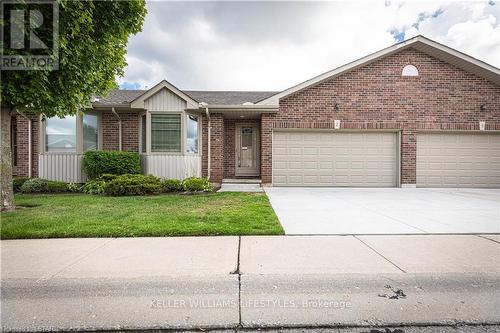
[1,235,499,331]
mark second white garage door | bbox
[273,131,398,186]
[417,132,500,188]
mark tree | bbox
[1,0,147,211]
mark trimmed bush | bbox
[13,177,30,192]
[46,181,70,193]
[82,180,106,195]
[82,151,141,180]
[20,178,47,193]
[182,177,212,192]
[98,173,118,182]
[104,174,162,196]
[162,179,184,192]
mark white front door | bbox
[235,124,260,177]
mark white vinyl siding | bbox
[273,131,397,187]
[144,87,186,111]
[417,133,500,188]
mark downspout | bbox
[16,111,32,178]
[111,107,122,151]
[204,106,211,180]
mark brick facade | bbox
[102,111,139,151]
[201,113,224,183]
[11,48,500,186]
[11,113,40,178]
[264,48,500,185]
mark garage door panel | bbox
[417,133,500,188]
[273,131,397,187]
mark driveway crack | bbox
[353,236,406,273]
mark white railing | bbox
[141,154,201,179]
[38,154,86,183]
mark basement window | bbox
[402,64,419,76]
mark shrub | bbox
[67,183,83,193]
[82,151,141,180]
[46,181,70,193]
[98,173,118,182]
[162,179,184,192]
[182,177,212,192]
[104,174,161,196]
[13,177,30,192]
[20,178,48,193]
[82,180,106,195]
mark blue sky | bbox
[119,1,500,91]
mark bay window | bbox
[44,113,100,153]
[45,115,77,152]
[186,115,198,154]
[83,114,98,151]
[151,114,182,152]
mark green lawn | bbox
[0,192,284,239]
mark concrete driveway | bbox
[264,188,500,235]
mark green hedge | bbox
[104,174,162,196]
[82,151,141,180]
[19,178,77,193]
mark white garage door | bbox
[273,131,398,186]
[417,133,500,188]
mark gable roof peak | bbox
[257,35,500,105]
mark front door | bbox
[235,124,260,177]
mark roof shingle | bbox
[95,89,277,106]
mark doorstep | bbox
[219,179,263,192]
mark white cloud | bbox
[118,1,500,91]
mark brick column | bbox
[400,127,416,186]
[260,113,275,185]
[13,113,39,178]
[209,113,224,183]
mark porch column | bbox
[260,113,275,185]
[209,113,224,183]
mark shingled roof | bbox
[95,89,278,106]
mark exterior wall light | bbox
[334,102,340,112]
[480,104,487,112]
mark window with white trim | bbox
[151,114,181,152]
[186,115,198,154]
[45,115,77,152]
[83,114,98,151]
[402,64,419,76]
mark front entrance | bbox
[235,123,260,177]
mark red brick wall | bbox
[12,113,40,178]
[102,111,139,151]
[201,113,224,182]
[266,48,500,185]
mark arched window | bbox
[402,64,419,76]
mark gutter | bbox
[16,111,32,178]
[111,107,122,151]
[204,106,211,180]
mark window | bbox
[140,114,146,153]
[186,115,198,153]
[45,115,77,152]
[151,114,181,152]
[402,64,419,76]
[83,114,98,151]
